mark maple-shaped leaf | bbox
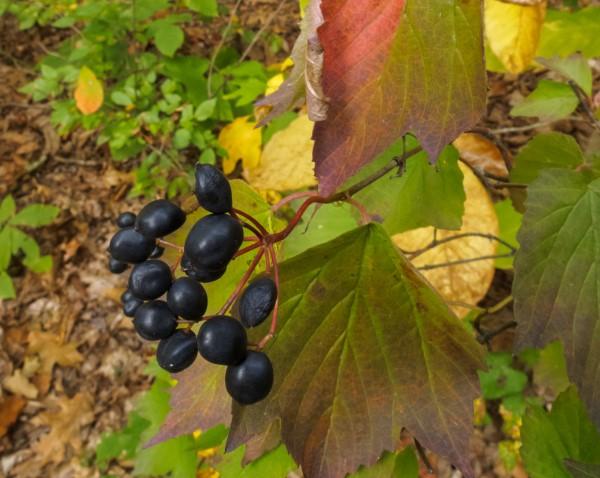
[227,224,484,478]
[74,66,104,115]
[513,170,600,427]
[256,0,327,125]
[312,0,486,194]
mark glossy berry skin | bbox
[182,255,226,283]
[133,301,177,341]
[184,214,243,270]
[121,289,136,303]
[129,260,172,300]
[194,164,232,214]
[150,245,164,259]
[197,316,247,365]
[109,227,155,263]
[116,212,136,228]
[225,351,274,405]
[123,297,143,317]
[239,277,277,328]
[135,199,186,239]
[157,329,198,373]
[108,256,128,274]
[167,277,207,321]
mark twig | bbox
[157,239,184,251]
[237,0,288,64]
[478,321,517,345]
[408,232,517,260]
[416,253,514,271]
[207,0,243,97]
[568,80,600,131]
[219,247,265,315]
[258,244,280,349]
[271,191,319,212]
[473,295,514,340]
[414,439,434,474]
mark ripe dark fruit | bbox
[197,316,247,365]
[116,211,136,228]
[121,289,136,303]
[109,228,155,263]
[239,277,277,328]
[135,199,186,238]
[150,245,164,259]
[133,301,177,341]
[129,260,172,300]
[225,351,274,405]
[157,329,198,373]
[194,164,233,214]
[123,297,143,317]
[167,277,207,321]
[184,214,243,270]
[181,254,226,283]
[109,256,128,274]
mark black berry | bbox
[197,316,247,365]
[135,199,186,238]
[128,260,172,300]
[109,228,155,263]
[133,301,177,341]
[157,329,198,373]
[150,245,164,259]
[123,297,143,317]
[225,351,273,405]
[239,277,277,328]
[116,211,136,228]
[121,289,136,303]
[194,164,233,214]
[184,214,243,270]
[108,256,128,274]
[182,254,226,283]
[167,277,207,321]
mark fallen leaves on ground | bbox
[27,330,83,394]
[453,132,509,179]
[244,113,316,192]
[0,395,26,438]
[394,162,499,318]
[485,0,547,73]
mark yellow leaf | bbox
[218,116,262,174]
[453,132,509,179]
[74,66,104,115]
[265,73,285,96]
[394,162,499,318]
[244,113,316,192]
[485,0,546,74]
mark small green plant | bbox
[4,0,279,198]
[0,195,60,299]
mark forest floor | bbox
[0,3,595,478]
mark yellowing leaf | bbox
[265,73,285,96]
[244,113,316,192]
[218,116,262,174]
[453,132,509,179]
[394,162,499,317]
[485,0,547,73]
[74,66,104,115]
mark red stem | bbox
[258,244,279,349]
[218,248,265,315]
[234,241,262,258]
[232,208,269,236]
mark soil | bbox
[0,3,595,478]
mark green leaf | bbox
[199,148,216,164]
[511,80,578,121]
[533,341,570,399]
[153,23,184,57]
[110,91,133,107]
[0,271,15,300]
[95,412,150,470]
[173,128,191,149]
[521,387,600,478]
[0,228,12,270]
[350,448,418,478]
[9,204,60,227]
[494,199,521,269]
[133,0,170,21]
[479,352,527,400]
[216,444,297,478]
[283,202,358,259]
[538,7,600,59]
[513,170,600,427]
[564,460,600,478]
[538,54,593,97]
[23,254,53,274]
[354,141,465,234]
[194,98,217,121]
[0,195,16,224]
[228,224,485,477]
[511,132,585,184]
[186,0,218,17]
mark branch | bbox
[408,232,517,260]
[416,252,514,271]
[568,80,600,131]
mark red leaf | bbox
[313,0,486,194]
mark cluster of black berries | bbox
[107,165,276,405]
